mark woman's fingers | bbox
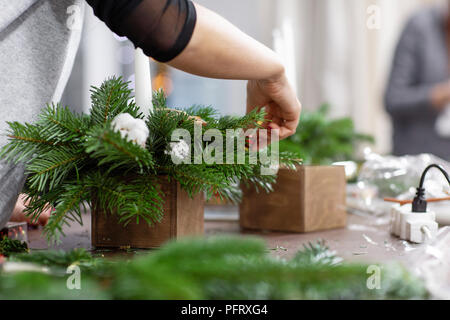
[268,120,295,140]
[37,207,52,226]
[10,194,52,226]
[261,76,300,138]
[271,95,301,138]
[247,73,301,140]
[266,101,300,139]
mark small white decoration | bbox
[166,139,191,163]
[111,113,149,148]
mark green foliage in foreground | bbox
[0,237,427,300]
[280,105,374,165]
[0,237,28,257]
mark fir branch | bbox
[44,182,90,243]
[36,104,90,143]
[146,106,193,164]
[10,248,93,268]
[0,237,29,257]
[84,124,155,174]
[90,76,143,126]
[183,105,218,123]
[172,164,233,199]
[280,104,374,165]
[22,187,61,225]
[152,89,168,109]
[172,162,276,202]
[213,108,266,132]
[279,152,303,170]
[26,148,85,192]
[0,122,62,164]
[116,180,165,226]
[292,240,343,267]
[6,135,61,146]
[0,237,427,300]
[90,173,164,226]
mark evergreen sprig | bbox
[26,147,85,192]
[0,77,301,242]
[0,237,28,257]
[1,237,428,300]
[280,104,374,165]
[36,104,90,144]
[90,76,143,125]
[84,125,155,174]
[90,173,164,227]
[0,122,51,164]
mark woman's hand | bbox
[431,80,450,112]
[9,194,51,226]
[247,73,301,140]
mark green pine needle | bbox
[0,237,29,257]
[280,104,374,165]
[84,124,155,174]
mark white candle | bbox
[273,19,297,95]
[134,48,153,117]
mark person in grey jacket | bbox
[0,0,301,230]
[0,0,84,229]
[385,4,450,160]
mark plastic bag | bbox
[347,153,450,219]
[410,227,450,299]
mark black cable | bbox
[412,164,450,213]
[418,164,450,189]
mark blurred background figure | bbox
[385,1,450,160]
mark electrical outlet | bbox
[390,204,438,243]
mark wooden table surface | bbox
[27,205,420,264]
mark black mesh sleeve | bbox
[86,0,197,62]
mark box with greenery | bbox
[240,104,374,233]
[0,77,299,248]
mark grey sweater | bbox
[0,0,83,228]
[385,6,450,160]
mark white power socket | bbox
[390,204,438,243]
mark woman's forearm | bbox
[168,3,285,81]
[169,2,300,140]
[86,0,300,139]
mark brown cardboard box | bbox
[240,166,347,233]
